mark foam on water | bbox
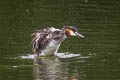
[20,54,35,59]
[55,52,80,58]
[20,52,80,59]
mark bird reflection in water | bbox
[33,57,61,80]
[33,57,85,80]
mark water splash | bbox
[55,52,80,58]
[20,54,35,59]
[20,52,80,59]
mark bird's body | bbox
[31,26,84,56]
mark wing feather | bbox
[31,27,60,54]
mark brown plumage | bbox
[31,26,84,56]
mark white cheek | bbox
[70,31,76,36]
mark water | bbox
[0,0,120,80]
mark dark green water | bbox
[0,0,120,80]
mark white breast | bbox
[41,40,61,56]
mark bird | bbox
[31,26,84,57]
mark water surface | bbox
[0,0,120,80]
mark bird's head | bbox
[63,26,84,38]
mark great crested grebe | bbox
[31,26,84,57]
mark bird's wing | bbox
[31,27,60,54]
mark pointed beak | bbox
[75,32,85,38]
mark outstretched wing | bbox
[31,27,60,54]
